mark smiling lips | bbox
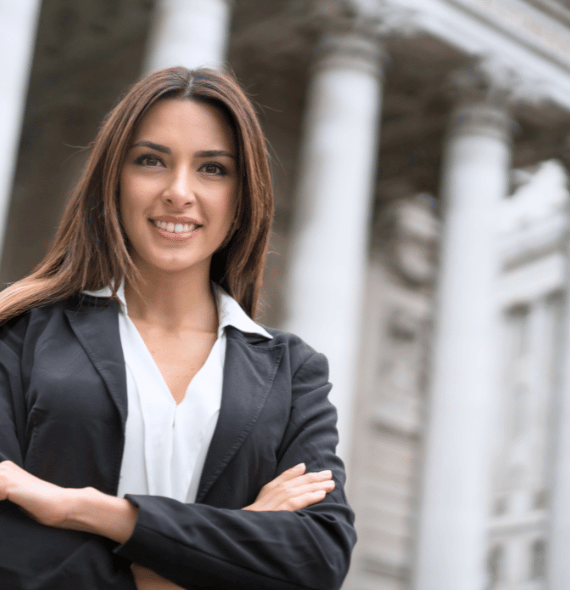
[150,218,202,242]
[152,219,200,233]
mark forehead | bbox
[132,98,235,149]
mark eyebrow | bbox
[195,149,236,160]
[131,142,236,160]
[131,141,171,154]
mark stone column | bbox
[283,29,385,462]
[0,0,41,259]
[412,64,515,590]
[548,240,570,589]
[143,0,232,73]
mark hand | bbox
[242,463,335,512]
[0,460,74,528]
[132,564,185,590]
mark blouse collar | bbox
[82,282,272,340]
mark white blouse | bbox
[83,283,272,503]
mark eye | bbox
[134,154,165,168]
[200,162,227,176]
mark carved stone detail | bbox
[445,57,523,140]
[308,0,419,38]
[365,2,421,37]
[376,193,439,285]
[306,0,421,76]
[449,55,547,108]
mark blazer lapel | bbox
[64,301,128,428]
[196,328,284,503]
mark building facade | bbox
[2,1,570,589]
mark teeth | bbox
[153,220,198,233]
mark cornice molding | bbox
[511,0,570,30]
[369,0,570,111]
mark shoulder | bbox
[0,312,31,358]
[0,294,118,354]
[249,326,330,380]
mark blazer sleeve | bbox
[0,316,137,590]
[0,317,28,465]
[114,349,357,590]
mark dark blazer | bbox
[0,294,356,590]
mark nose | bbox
[162,167,195,208]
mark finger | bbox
[282,489,328,512]
[262,470,333,502]
[296,469,333,484]
[243,476,334,512]
[280,479,335,499]
[263,463,306,489]
[270,479,335,509]
[280,470,333,492]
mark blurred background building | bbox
[2,0,570,589]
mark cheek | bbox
[225,197,237,227]
[119,175,146,223]
[118,197,131,236]
[223,187,238,228]
[218,199,237,242]
[118,181,144,247]
[118,173,130,215]
[209,195,236,250]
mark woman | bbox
[0,67,356,589]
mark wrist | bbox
[66,487,139,543]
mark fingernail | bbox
[320,470,332,477]
[297,463,306,470]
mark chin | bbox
[140,254,211,276]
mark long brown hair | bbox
[0,67,274,323]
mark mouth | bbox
[150,219,202,234]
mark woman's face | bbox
[119,98,238,278]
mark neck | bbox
[124,266,218,333]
